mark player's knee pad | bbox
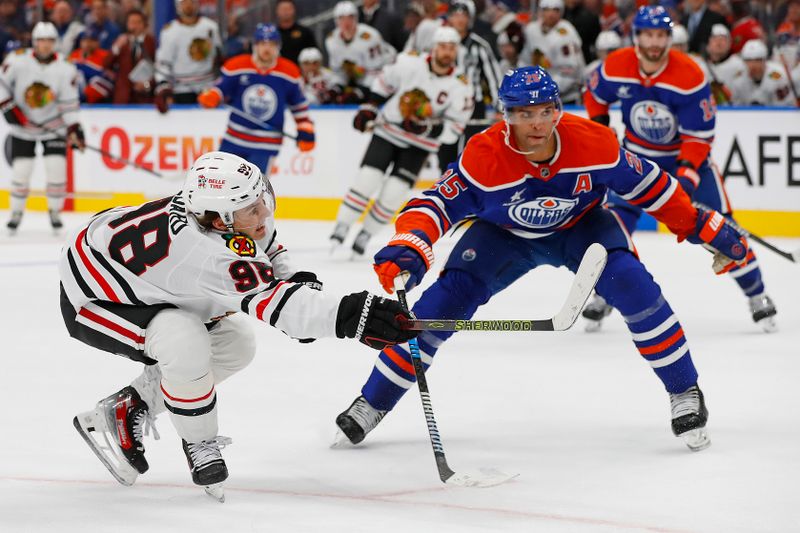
[11,157,34,185]
[209,315,256,383]
[595,250,661,316]
[145,309,212,382]
[43,154,66,185]
[351,165,385,198]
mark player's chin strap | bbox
[501,112,562,157]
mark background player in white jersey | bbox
[693,24,747,106]
[325,1,396,104]
[729,39,797,106]
[671,24,690,53]
[0,21,84,234]
[298,47,338,104]
[154,0,222,113]
[521,0,585,104]
[63,151,416,502]
[584,30,622,80]
[330,26,473,257]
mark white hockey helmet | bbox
[184,151,274,229]
[539,0,564,11]
[333,1,358,18]
[32,21,58,41]
[298,47,323,63]
[740,39,767,60]
[671,24,689,46]
[433,26,461,45]
[710,23,730,38]
[595,30,622,52]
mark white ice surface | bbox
[1,211,798,533]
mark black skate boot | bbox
[749,294,777,333]
[182,436,232,502]
[73,386,157,485]
[669,385,710,452]
[6,211,22,234]
[582,293,613,332]
[351,229,372,257]
[332,395,387,447]
[48,210,63,232]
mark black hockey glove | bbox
[353,104,378,132]
[336,291,417,350]
[154,82,173,114]
[1,101,28,126]
[287,271,322,291]
[67,123,86,151]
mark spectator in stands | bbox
[50,0,85,56]
[403,2,425,37]
[729,0,766,54]
[683,0,727,54]
[85,0,121,51]
[564,0,601,63]
[69,26,114,103]
[729,39,796,106]
[224,12,249,58]
[775,0,800,71]
[487,0,524,57]
[470,0,498,48]
[697,23,745,106]
[359,0,406,52]
[275,0,317,65]
[109,8,155,104]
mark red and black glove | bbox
[353,104,378,132]
[674,160,700,197]
[336,291,417,350]
[1,99,28,126]
[154,82,173,114]
[67,123,86,151]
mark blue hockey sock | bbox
[726,248,765,297]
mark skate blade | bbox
[758,316,778,333]
[330,429,356,449]
[72,415,138,486]
[445,468,519,488]
[680,428,711,452]
[204,482,226,503]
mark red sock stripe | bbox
[160,384,215,403]
[638,328,684,356]
[384,346,415,376]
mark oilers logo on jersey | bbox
[508,197,578,229]
[630,101,677,144]
[242,84,279,121]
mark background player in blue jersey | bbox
[198,23,315,175]
[583,6,777,333]
[332,66,752,453]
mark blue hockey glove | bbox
[373,230,434,293]
[686,207,748,274]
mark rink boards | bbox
[0,104,797,236]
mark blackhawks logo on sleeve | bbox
[24,82,54,108]
[222,233,257,257]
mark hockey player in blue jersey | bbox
[198,23,315,174]
[583,6,777,332]
[332,66,753,453]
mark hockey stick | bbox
[394,273,518,488]
[223,104,298,141]
[694,202,800,263]
[403,243,608,332]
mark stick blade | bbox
[445,468,519,488]
[553,242,608,331]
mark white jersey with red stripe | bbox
[59,194,340,342]
[155,17,222,93]
[325,23,397,89]
[371,52,474,152]
[0,48,80,141]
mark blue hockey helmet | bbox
[253,23,281,45]
[498,66,561,110]
[632,6,674,35]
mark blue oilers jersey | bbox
[584,48,715,171]
[208,55,310,152]
[396,114,697,243]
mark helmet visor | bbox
[503,100,562,126]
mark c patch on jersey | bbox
[24,82,54,108]
[223,233,257,257]
[242,83,279,120]
[630,100,677,144]
[508,197,578,229]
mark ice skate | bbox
[332,395,387,447]
[330,222,349,252]
[351,229,372,258]
[48,209,63,234]
[182,436,232,502]
[6,211,22,235]
[749,293,777,333]
[582,294,612,332]
[73,386,158,486]
[669,385,710,452]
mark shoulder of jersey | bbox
[357,23,378,39]
[600,47,639,80]
[275,56,301,79]
[555,114,620,170]
[223,54,255,72]
[660,50,706,91]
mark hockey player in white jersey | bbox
[692,24,747,106]
[729,39,797,106]
[584,30,622,80]
[0,21,84,234]
[154,0,222,113]
[521,0,585,104]
[330,26,473,256]
[298,47,338,104]
[63,151,416,501]
[325,1,396,104]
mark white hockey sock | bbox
[10,157,34,213]
[43,154,67,212]
[335,166,385,225]
[361,176,412,235]
[130,365,166,416]
[161,372,219,443]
